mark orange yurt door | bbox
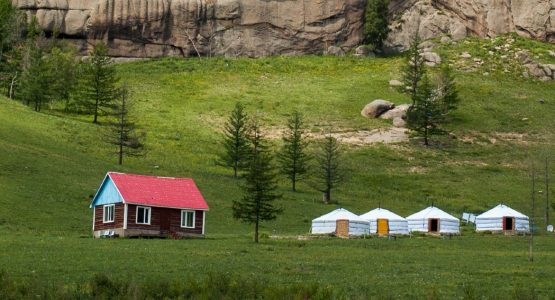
[336,219,349,238]
[377,219,389,236]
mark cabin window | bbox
[181,210,195,228]
[136,206,151,224]
[103,204,115,223]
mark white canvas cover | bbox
[406,206,460,234]
[359,208,409,235]
[475,204,529,232]
[311,208,369,236]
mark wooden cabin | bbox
[90,172,209,238]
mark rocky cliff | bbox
[386,0,555,52]
[12,0,365,57]
[11,0,555,57]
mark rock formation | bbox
[386,0,555,52]
[11,0,554,57]
[361,99,395,118]
[12,0,365,57]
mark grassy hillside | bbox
[1,39,555,297]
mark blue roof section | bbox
[89,175,123,208]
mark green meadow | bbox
[1,45,555,298]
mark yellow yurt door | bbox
[377,219,389,236]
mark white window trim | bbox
[181,210,196,228]
[123,204,128,229]
[136,206,151,225]
[103,204,115,223]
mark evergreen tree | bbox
[106,85,144,165]
[277,111,310,192]
[232,120,282,243]
[314,132,343,204]
[79,42,118,123]
[18,17,51,111]
[219,102,251,178]
[436,62,459,114]
[401,31,426,106]
[45,46,79,109]
[405,74,445,146]
[0,0,21,68]
[363,0,390,49]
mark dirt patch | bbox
[331,128,409,145]
[408,166,427,174]
[458,131,530,145]
[492,132,528,144]
[265,127,409,145]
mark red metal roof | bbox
[108,172,209,210]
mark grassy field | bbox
[1,38,555,298]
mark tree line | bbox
[0,1,143,164]
[220,103,345,242]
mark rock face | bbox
[12,0,555,57]
[386,0,555,52]
[13,0,365,58]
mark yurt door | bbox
[377,219,389,236]
[503,217,515,231]
[428,218,439,233]
[335,219,349,238]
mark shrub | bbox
[364,0,390,50]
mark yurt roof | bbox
[406,206,458,221]
[476,204,528,219]
[313,208,367,222]
[359,208,406,221]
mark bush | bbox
[364,0,390,49]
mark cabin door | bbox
[503,217,514,231]
[377,219,389,236]
[428,218,439,233]
[160,209,171,232]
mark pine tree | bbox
[363,0,390,49]
[219,102,251,178]
[45,46,79,109]
[18,17,51,112]
[436,62,459,114]
[314,132,343,204]
[107,85,144,165]
[232,120,282,243]
[79,42,118,123]
[401,31,426,106]
[0,0,20,67]
[405,74,445,146]
[277,111,310,192]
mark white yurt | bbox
[475,204,529,233]
[311,208,370,236]
[359,208,409,236]
[406,206,460,234]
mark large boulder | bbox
[421,51,441,67]
[380,104,410,120]
[392,117,406,128]
[354,45,375,57]
[526,63,548,78]
[361,100,395,118]
[388,79,403,87]
[326,46,345,57]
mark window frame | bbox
[180,210,196,228]
[103,204,115,223]
[136,206,151,225]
